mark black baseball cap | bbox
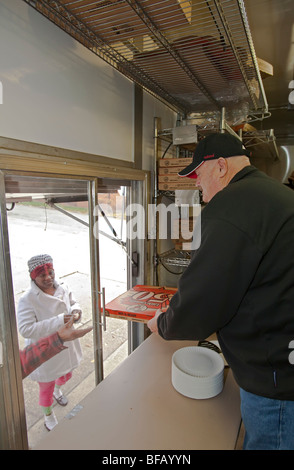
[178,133,251,178]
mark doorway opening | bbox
[4,173,129,448]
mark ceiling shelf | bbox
[23,0,268,117]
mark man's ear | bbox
[217,158,228,177]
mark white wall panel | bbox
[0,0,134,161]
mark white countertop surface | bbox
[34,334,241,450]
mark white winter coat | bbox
[17,280,83,382]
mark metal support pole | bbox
[220,107,242,141]
[0,172,28,449]
[153,117,159,285]
[88,179,104,385]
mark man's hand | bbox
[58,317,92,342]
[147,309,164,334]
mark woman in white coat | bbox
[17,254,83,431]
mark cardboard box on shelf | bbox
[173,241,193,251]
[171,216,200,251]
[172,217,195,238]
[158,166,185,175]
[158,157,193,167]
[157,158,197,190]
[158,181,197,190]
[105,285,177,322]
[158,175,192,183]
[158,174,197,189]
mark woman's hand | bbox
[71,309,82,323]
[64,310,82,324]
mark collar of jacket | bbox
[229,165,258,186]
[30,279,59,295]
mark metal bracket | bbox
[98,287,106,331]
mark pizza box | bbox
[158,165,186,175]
[158,157,193,167]
[104,285,177,322]
[158,174,190,183]
[158,181,197,190]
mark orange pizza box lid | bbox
[104,285,177,322]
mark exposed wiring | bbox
[161,142,172,159]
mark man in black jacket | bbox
[148,133,294,450]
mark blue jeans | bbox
[240,388,294,450]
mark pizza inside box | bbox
[105,285,177,322]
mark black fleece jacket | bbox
[158,166,294,400]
